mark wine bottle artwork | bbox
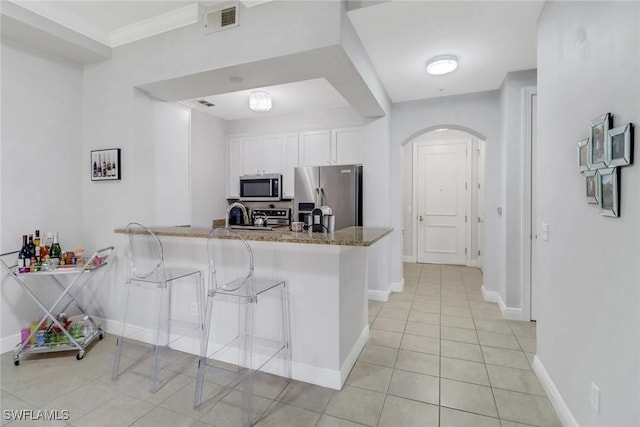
[91,149,121,181]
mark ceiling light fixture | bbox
[426,55,458,76]
[249,90,272,112]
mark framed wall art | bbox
[577,138,590,171]
[606,123,633,167]
[584,170,598,204]
[588,113,611,169]
[91,148,121,181]
[598,167,618,217]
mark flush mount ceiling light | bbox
[426,55,458,76]
[249,90,272,112]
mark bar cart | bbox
[0,246,115,365]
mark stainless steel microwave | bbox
[239,174,282,201]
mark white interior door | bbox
[416,141,468,265]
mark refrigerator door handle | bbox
[315,187,320,206]
[320,188,326,206]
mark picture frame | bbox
[584,170,598,204]
[598,167,618,217]
[91,148,121,181]
[606,123,633,167]
[577,138,590,171]
[588,113,611,169]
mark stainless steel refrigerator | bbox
[294,164,363,231]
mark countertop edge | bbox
[114,226,393,247]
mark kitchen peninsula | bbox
[113,225,392,390]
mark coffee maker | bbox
[309,206,335,233]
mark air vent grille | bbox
[198,100,215,107]
[221,7,237,27]
[204,2,239,34]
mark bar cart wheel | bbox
[14,356,19,366]
[76,351,85,360]
[99,333,104,340]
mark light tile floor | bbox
[0,264,561,426]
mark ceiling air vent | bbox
[204,2,239,34]
[197,100,215,107]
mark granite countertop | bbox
[114,225,392,247]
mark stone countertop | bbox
[114,225,392,247]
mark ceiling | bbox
[9,0,544,120]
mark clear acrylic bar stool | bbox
[111,222,204,393]
[194,227,291,426]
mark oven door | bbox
[239,175,281,201]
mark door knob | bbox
[419,215,424,222]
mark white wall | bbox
[191,110,227,227]
[535,2,639,426]
[0,43,84,347]
[153,102,190,226]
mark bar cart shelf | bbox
[0,246,115,365]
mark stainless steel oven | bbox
[239,174,282,202]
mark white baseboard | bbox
[481,285,525,321]
[532,355,578,427]
[338,325,369,389]
[403,255,416,263]
[391,278,404,293]
[368,288,391,302]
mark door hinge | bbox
[465,182,468,190]
[477,216,481,223]
[465,215,468,223]
[478,250,481,256]
[465,248,468,255]
[478,183,481,189]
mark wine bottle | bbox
[34,230,40,248]
[49,232,62,266]
[27,234,36,258]
[18,235,29,272]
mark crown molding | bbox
[110,3,199,48]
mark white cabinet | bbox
[299,130,331,166]
[299,128,362,166]
[243,136,281,175]
[227,133,299,199]
[281,133,299,198]
[332,127,363,165]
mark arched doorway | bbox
[402,127,485,269]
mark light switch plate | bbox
[540,222,549,241]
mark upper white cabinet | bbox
[243,135,281,175]
[227,133,299,198]
[299,130,331,166]
[332,127,363,165]
[281,133,299,198]
[299,128,363,166]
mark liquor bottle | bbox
[18,235,29,271]
[27,234,36,258]
[44,232,52,256]
[49,232,62,266]
[35,246,42,268]
[34,230,40,248]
